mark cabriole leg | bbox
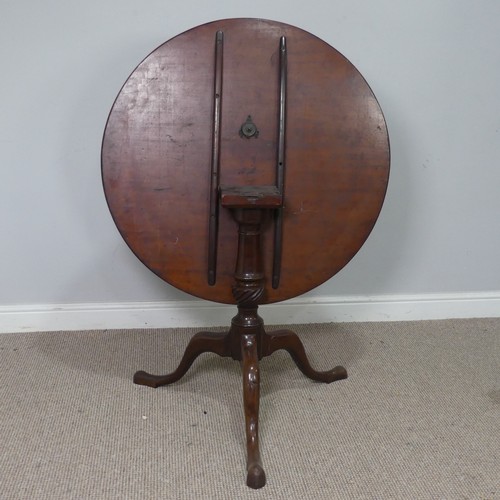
[241,333,266,489]
[133,330,230,388]
[263,328,347,383]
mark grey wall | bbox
[1,0,499,307]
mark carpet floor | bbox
[0,319,499,499]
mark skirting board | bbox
[1,292,499,333]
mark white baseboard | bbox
[1,292,499,333]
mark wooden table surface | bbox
[101,18,390,304]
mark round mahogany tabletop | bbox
[102,18,390,304]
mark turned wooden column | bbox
[219,185,283,362]
[227,208,267,357]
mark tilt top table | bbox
[101,18,390,489]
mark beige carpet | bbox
[0,319,499,499]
